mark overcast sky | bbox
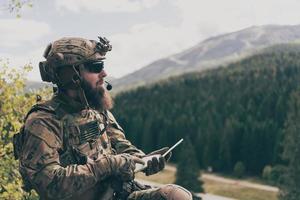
[1,0,300,81]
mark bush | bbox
[233,161,246,178]
[0,61,50,200]
[262,165,272,181]
[270,165,285,185]
[262,164,285,185]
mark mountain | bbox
[111,24,300,92]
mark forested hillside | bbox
[113,51,300,176]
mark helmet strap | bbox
[71,65,90,109]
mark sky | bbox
[1,0,300,81]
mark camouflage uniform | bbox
[16,37,192,200]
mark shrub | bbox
[0,61,50,199]
[262,165,272,181]
[233,161,246,178]
[270,165,285,185]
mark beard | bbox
[81,79,113,111]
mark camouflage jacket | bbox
[18,92,145,200]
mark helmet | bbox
[39,36,112,87]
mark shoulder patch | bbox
[26,119,61,148]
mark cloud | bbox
[4,0,300,80]
[104,0,300,78]
[106,22,207,77]
[172,0,300,35]
[0,19,51,47]
[55,0,161,13]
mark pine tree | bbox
[279,90,300,200]
[175,137,204,193]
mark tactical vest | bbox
[13,98,115,191]
[59,107,114,166]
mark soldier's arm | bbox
[105,110,145,157]
[19,113,113,199]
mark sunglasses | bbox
[83,61,104,73]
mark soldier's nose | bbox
[99,70,107,78]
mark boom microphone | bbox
[105,81,112,91]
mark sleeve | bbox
[19,113,110,199]
[105,110,145,157]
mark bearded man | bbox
[14,37,192,200]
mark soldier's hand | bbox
[143,147,172,176]
[109,154,144,181]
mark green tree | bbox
[270,165,285,186]
[233,161,246,178]
[279,90,300,200]
[0,60,50,199]
[175,137,204,193]
[262,165,272,182]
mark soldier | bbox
[14,37,193,200]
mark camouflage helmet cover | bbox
[39,36,112,84]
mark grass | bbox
[212,172,274,186]
[136,168,278,200]
[204,179,278,200]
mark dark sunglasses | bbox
[83,61,104,73]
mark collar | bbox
[53,91,86,114]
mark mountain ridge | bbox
[111,24,300,92]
